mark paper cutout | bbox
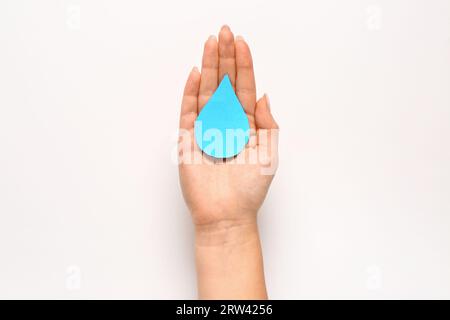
[194,75,250,158]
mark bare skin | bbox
[178,25,279,299]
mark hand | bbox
[178,26,278,299]
[178,26,279,231]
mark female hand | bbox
[178,25,278,299]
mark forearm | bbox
[195,218,267,300]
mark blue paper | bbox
[194,75,250,158]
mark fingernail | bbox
[265,93,271,111]
[192,66,199,73]
[221,24,230,31]
[208,35,217,41]
[235,35,244,41]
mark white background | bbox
[0,0,449,299]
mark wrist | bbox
[194,217,267,300]
[194,217,260,247]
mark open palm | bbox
[178,26,278,227]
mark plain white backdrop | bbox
[0,0,449,299]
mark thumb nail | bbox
[265,93,271,111]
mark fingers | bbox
[179,67,201,129]
[255,94,278,129]
[198,35,219,112]
[218,25,236,88]
[235,36,256,128]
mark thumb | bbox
[255,94,278,129]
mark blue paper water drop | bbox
[195,75,250,158]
